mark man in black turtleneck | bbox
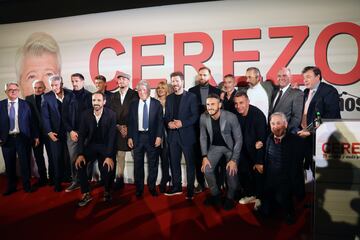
[189,67,221,193]
[64,73,92,192]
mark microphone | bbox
[305,112,322,132]
[339,91,360,99]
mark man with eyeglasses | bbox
[0,82,39,195]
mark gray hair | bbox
[136,80,151,93]
[48,75,63,84]
[4,82,19,91]
[31,79,45,88]
[15,32,61,81]
[270,112,288,124]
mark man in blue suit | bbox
[164,71,199,199]
[41,75,76,192]
[0,82,39,195]
[128,80,163,198]
[297,66,341,171]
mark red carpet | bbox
[0,175,312,240]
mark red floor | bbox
[0,175,312,240]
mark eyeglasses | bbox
[7,89,19,92]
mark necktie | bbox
[143,100,149,130]
[274,137,281,144]
[9,101,15,131]
[301,90,315,129]
[272,89,283,111]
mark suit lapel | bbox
[206,114,213,143]
[275,88,291,110]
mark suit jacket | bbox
[200,110,242,162]
[238,105,267,165]
[0,98,38,143]
[108,88,139,150]
[69,88,92,132]
[26,94,45,135]
[271,87,304,133]
[189,84,221,114]
[128,98,163,147]
[304,82,341,125]
[164,91,199,146]
[264,132,305,198]
[78,107,117,158]
[41,88,76,135]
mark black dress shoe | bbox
[37,178,48,187]
[24,186,33,193]
[135,191,143,198]
[54,183,62,192]
[223,198,235,211]
[114,177,125,190]
[3,188,17,196]
[159,184,167,193]
[149,189,158,197]
[203,194,222,206]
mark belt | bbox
[9,133,20,137]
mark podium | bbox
[314,120,360,239]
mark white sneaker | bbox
[253,199,262,210]
[239,196,256,204]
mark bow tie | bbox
[274,137,281,144]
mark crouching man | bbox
[200,94,243,210]
[75,92,117,207]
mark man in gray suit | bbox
[200,93,242,210]
[270,68,304,133]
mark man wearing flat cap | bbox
[108,72,139,189]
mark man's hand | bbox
[34,138,40,147]
[70,130,78,142]
[201,157,211,173]
[103,158,114,172]
[226,160,238,176]
[173,120,182,128]
[154,137,161,147]
[255,141,263,149]
[297,129,311,138]
[128,138,134,149]
[253,164,264,174]
[48,132,58,142]
[120,125,127,138]
[168,121,176,129]
[75,155,86,169]
[220,92,225,100]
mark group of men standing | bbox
[0,64,341,224]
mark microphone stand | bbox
[340,91,360,99]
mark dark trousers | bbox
[168,132,195,191]
[193,141,205,188]
[159,136,170,186]
[262,182,294,216]
[78,144,115,193]
[133,132,160,193]
[1,134,31,191]
[239,161,263,199]
[48,136,68,187]
[32,134,49,180]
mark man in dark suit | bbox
[259,112,305,225]
[108,72,139,189]
[234,91,267,210]
[0,82,39,195]
[75,92,117,207]
[270,68,303,133]
[94,74,113,103]
[200,94,242,210]
[164,71,199,199]
[64,73,92,192]
[25,80,51,186]
[128,80,163,197]
[297,66,341,171]
[220,74,237,114]
[189,67,221,193]
[42,75,76,192]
